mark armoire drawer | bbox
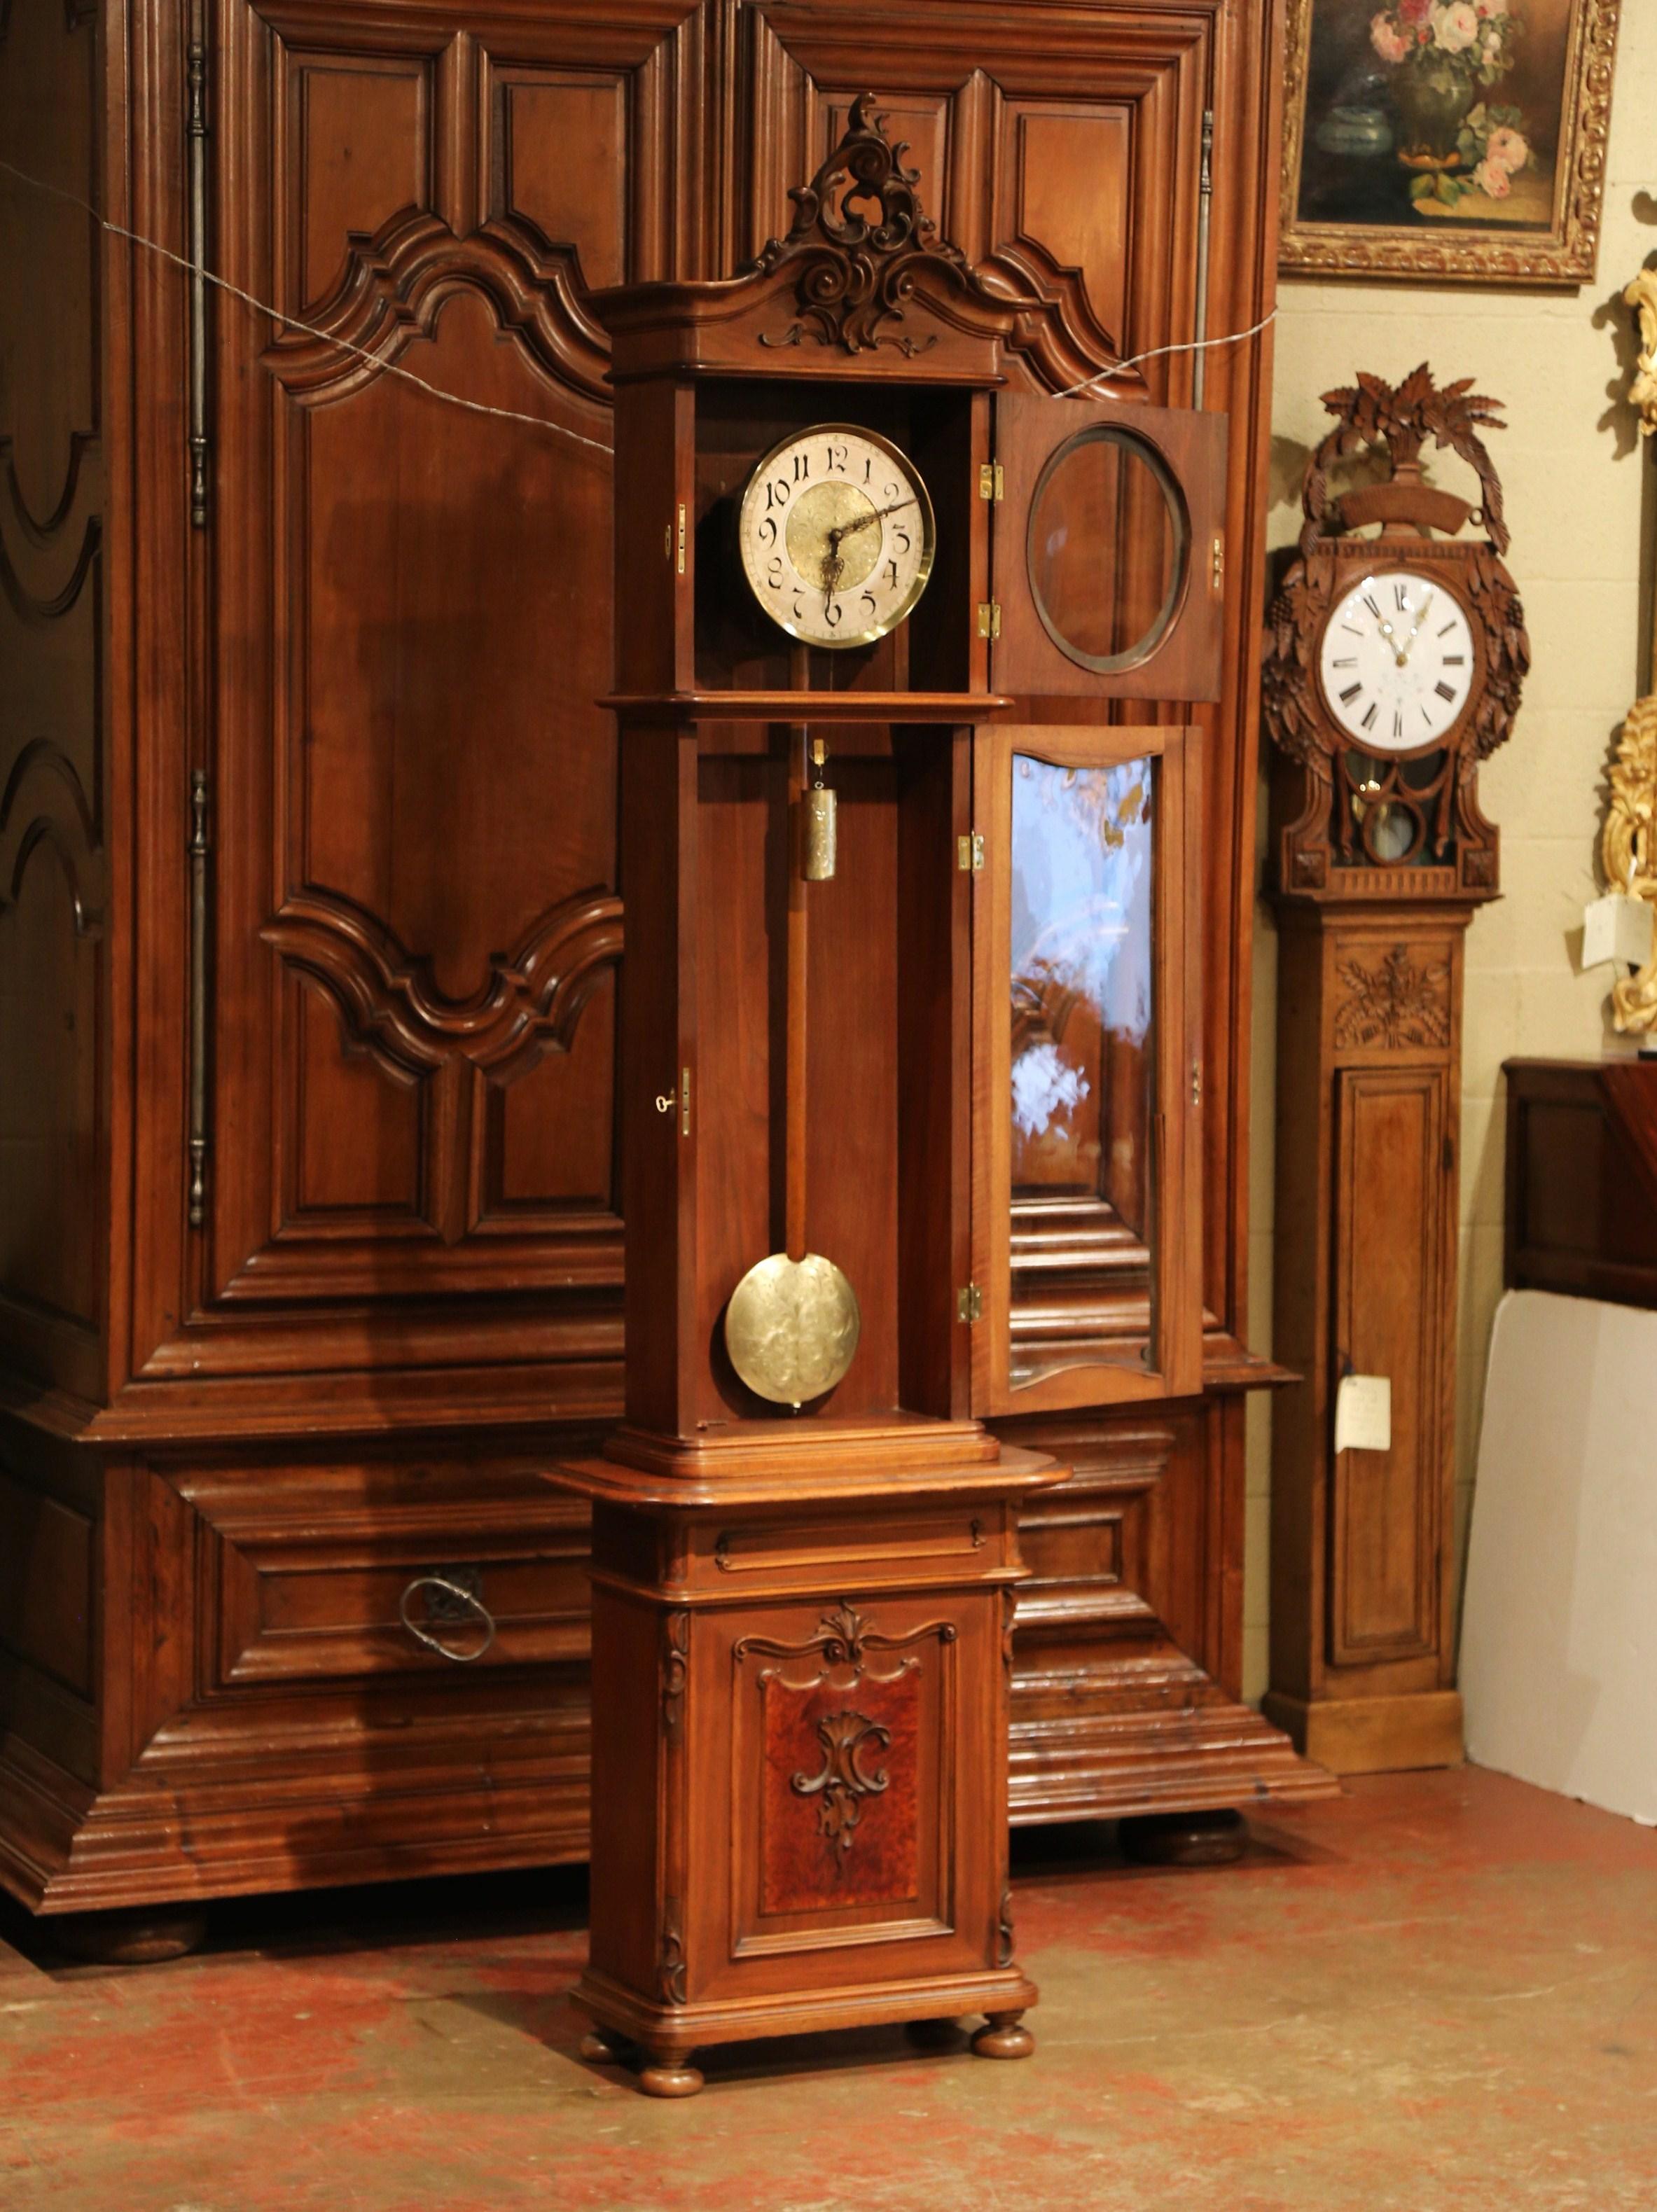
[160,1456,592,1692]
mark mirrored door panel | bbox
[973,727,1202,1415]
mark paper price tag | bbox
[1334,1373,1392,1456]
[1582,893,1654,972]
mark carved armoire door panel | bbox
[170,0,718,1370]
[742,7,1209,401]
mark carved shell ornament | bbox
[1602,692,1657,1039]
[1603,272,1657,1037]
[1627,268,1657,440]
[748,93,968,357]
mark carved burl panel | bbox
[731,1599,955,1951]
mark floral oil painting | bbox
[1280,0,1621,282]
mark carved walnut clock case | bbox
[557,102,1235,2094]
[1262,368,1528,1775]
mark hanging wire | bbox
[1,154,1275,440]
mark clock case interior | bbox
[597,243,1228,1439]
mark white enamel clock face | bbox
[1318,570,1476,752]
[737,423,934,650]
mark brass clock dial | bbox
[737,423,934,649]
[1318,570,1475,752]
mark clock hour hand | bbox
[1372,610,1408,669]
[1396,589,1432,664]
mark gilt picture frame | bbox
[1280,0,1621,284]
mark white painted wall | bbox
[1461,1290,1657,1825]
[1245,14,1657,1705]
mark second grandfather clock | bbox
[1263,368,1528,1774]
[556,100,1228,2093]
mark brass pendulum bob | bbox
[723,733,861,1410]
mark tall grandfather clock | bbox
[1263,368,1528,1774]
[557,100,1229,2094]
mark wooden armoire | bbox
[0,0,1321,1933]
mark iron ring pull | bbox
[398,1573,497,1664]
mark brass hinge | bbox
[1191,1058,1202,1107]
[957,831,984,872]
[978,461,1004,502]
[976,601,1001,640]
[676,503,687,576]
[680,1065,691,1136]
[1212,533,1224,592]
[957,1284,983,1324]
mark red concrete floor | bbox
[0,1767,1653,2212]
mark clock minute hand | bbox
[835,495,917,542]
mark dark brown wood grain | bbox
[0,0,1310,1921]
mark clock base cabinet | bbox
[562,1450,1060,2096]
[1266,905,1471,1776]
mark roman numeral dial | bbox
[1317,570,1475,751]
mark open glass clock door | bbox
[971,725,1204,1414]
[990,396,1228,701]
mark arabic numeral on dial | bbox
[884,481,899,501]
[793,596,805,622]
[824,599,844,629]
[885,559,898,587]
[861,589,877,615]
[767,555,784,590]
[792,452,811,484]
[766,478,791,510]
[824,441,848,474]
[893,528,910,555]
[757,515,777,547]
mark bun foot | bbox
[905,2017,964,2049]
[1120,1808,1248,1867]
[578,2025,632,2066]
[971,2010,1034,2061]
[639,2049,704,2098]
[50,1909,209,1966]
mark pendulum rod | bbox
[786,723,810,1263]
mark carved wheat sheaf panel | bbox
[1333,945,1452,1052]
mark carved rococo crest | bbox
[747,94,969,358]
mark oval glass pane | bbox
[1026,428,1188,674]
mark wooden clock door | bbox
[971,724,1205,1415]
[989,396,1228,703]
